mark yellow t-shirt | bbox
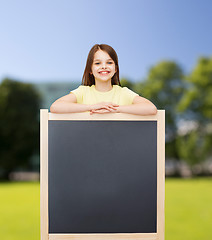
[70,84,139,105]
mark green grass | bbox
[0,182,40,240]
[0,178,212,240]
[165,177,212,240]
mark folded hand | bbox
[90,102,119,115]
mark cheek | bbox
[92,66,98,73]
[112,65,116,72]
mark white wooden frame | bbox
[40,110,165,240]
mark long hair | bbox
[82,44,121,86]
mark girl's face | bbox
[91,50,116,84]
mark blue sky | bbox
[0,0,212,84]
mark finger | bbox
[104,105,118,111]
[108,105,118,110]
[92,109,110,114]
[108,108,117,113]
[99,109,110,113]
[102,109,114,113]
[102,106,113,111]
[104,103,119,108]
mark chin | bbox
[96,77,112,82]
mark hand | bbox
[90,108,119,114]
[90,102,119,115]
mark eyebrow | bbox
[94,58,113,62]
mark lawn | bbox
[0,182,40,240]
[0,178,211,240]
[165,177,212,240]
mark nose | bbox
[101,63,106,69]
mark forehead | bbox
[93,50,112,60]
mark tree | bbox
[133,61,185,161]
[177,57,212,123]
[0,78,42,180]
[120,78,134,89]
[176,57,212,168]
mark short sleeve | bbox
[70,85,84,104]
[122,87,139,104]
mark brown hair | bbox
[82,44,121,86]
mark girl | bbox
[50,44,157,115]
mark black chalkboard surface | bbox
[48,120,157,234]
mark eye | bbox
[108,62,113,64]
[95,62,100,65]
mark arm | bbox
[50,93,119,113]
[117,96,157,116]
[50,93,92,113]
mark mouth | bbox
[98,71,110,75]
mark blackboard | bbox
[48,120,157,234]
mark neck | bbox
[94,80,113,92]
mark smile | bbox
[98,71,110,75]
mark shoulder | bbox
[119,86,138,95]
[113,85,132,91]
[71,85,90,93]
[112,85,124,92]
[76,85,90,90]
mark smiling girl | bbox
[50,44,157,115]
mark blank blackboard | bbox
[48,120,157,234]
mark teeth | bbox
[99,71,109,73]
